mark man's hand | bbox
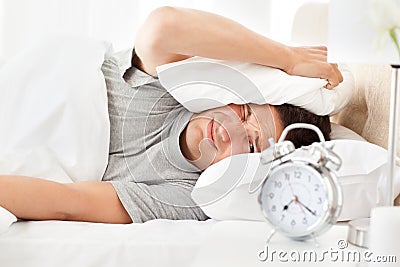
[283,46,344,90]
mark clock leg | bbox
[258,228,277,262]
[265,228,277,245]
[311,232,320,248]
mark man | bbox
[0,7,342,224]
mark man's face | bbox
[180,103,283,170]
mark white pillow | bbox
[330,122,366,141]
[0,36,111,183]
[156,57,354,116]
[192,136,400,222]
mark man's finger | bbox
[335,64,344,83]
[308,45,327,51]
[326,65,340,89]
[324,82,335,90]
[330,63,343,84]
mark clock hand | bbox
[296,199,317,216]
[287,178,295,195]
[282,195,297,211]
[286,180,308,216]
[282,199,294,211]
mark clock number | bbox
[291,219,296,226]
[314,184,320,192]
[317,197,323,204]
[308,176,311,183]
[294,171,301,179]
[285,173,290,181]
[269,192,275,199]
[280,214,285,221]
[271,205,276,212]
[302,217,308,225]
[274,181,282,188]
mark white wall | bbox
[270,0,329,43]
[0,1,3,62]
[0,0,327,61]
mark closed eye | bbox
[246,104,262,153]
[240,105,246,122]
[249,142,255,153]
[243,105,256,153]
[240,104,252,121]
[246,104,252,119]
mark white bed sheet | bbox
[0,219,214,267]
[0,219,365,267]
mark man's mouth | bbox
[207,119,217,149]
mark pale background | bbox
[0,0,328,61]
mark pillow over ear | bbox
[156,57,354,116]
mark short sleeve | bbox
[110,180,208,223]
[104,48,158,88]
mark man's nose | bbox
[216,122,231,144]
[218,121,248,149]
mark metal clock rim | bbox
[258,160,342,240]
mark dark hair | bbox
[273,104,331,148]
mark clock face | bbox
[259,163,328,236]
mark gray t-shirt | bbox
[101,49,208,223]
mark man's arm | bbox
[135,6,343,89]
[0,175,132,224]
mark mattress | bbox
[0,219,364,267]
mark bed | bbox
[0,3,398,267]
[0,219,358,267]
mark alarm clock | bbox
[258,123,343,241]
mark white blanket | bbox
[0,207,17,235]
[0,36,112,234]
[0,219,359,267]
[0,219,215,267]
[0,36,111,183]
